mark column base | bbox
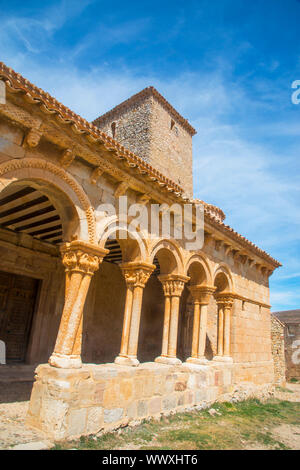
[114,355,140,367]
[186,356,209,365]
[155,356,182,365]
[213,355,233,363]
[48,353,82,369]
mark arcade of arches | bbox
[0,63,281,440]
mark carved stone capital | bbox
[158,274,190,297]
[120,261,155,288]
[215,292,235,309]
[24,127,42,148]
[189,285,216,304]
[60,240,108,275]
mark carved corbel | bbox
[24,127,42,148]
[215,239,223,251]
[204,232,214,246]
[239,254,248,265]
[60,148,75,169]
[261,266,267,276]
[90,167,104,185]
[137,193,151,205]
[114,181,129,197]
[231,249,240,260]
[224,244,233,256]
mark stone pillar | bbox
[48,240,108,369]
[186,286,215,365]
[213,294,234,363]
[115,262,155,366]
[155,274,189,365]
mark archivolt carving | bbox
[0,158,96,243]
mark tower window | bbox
[111,122,116,138]
[170,119,179,136]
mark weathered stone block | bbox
[104,408,124,424]
[68,408,87,437]
[162,394,177,412]
[149,397,162,414]
[86,407,103,435]
[137,400,148,417]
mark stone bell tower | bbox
[92,87,196,197]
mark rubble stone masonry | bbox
[271,315,286,385]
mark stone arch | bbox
[149,239,184,275]
[185,254,213,286]
[213,264,234,293]
[97,215,148,262]
[0,158,96,243]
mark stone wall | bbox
[150,97,193,196]
[27,362,273,441]
[271,315,286,385]
[95,94,153,163]
[284,323,300,381]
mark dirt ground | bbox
[0,381,299,450]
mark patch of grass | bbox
[254,431,289,450]
[290,378,299,383]
[276,385,294,393]
[53,398,300,451]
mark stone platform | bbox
[26,361,274,440]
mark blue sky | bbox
[0,0,299,311]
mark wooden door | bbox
[0,270,39,362]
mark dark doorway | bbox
[0,270,39,363]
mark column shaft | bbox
[167,295,180,358]
[115,262,155,366]
[119,285,134,357]
[127,285,143,358]
[191,301,200,358]
[52,271,83,354]
[161,295,171,357]
[223,306,231,357]
[198,303,208,358]
[48,240,106,369]
[217,305,224,356]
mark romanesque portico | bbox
[0,62,281,439]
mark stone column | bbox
[186,286,215,365]
[155,274,189,365]
[213,294,234,362]
[115,262,155,366]
[48,240,108,369]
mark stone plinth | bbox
[26,361,273,441]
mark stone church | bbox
[0,62,281,439]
